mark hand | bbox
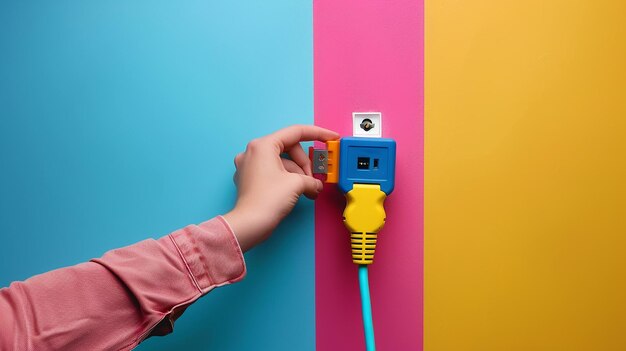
[223,125,340,252]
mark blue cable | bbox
[358,265,376,351]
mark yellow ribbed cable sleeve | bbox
[343,184,387,265]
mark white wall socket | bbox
[353,112,382,138]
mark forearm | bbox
[0,216,246,351]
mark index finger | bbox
[270,125,340,152]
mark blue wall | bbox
[0,1,314,349]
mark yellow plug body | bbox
[343,184,387,265]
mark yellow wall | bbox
[425,1,626,350]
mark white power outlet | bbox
[353,112,382,138]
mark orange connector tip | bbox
[326,140,339,183]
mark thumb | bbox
[292,174,323,199]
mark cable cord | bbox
[358,265,376,351]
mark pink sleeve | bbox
[0,216,246,351]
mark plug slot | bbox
[373,159,379,169]
[357,157,370,169]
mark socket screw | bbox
[360,119,375,131]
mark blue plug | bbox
[338,137,397,195]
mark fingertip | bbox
[316,126,340,141]
[316,179,323,192]
[305,179,324,200]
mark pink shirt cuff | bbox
[169,216,247,293]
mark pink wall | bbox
[314,0,424,349]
